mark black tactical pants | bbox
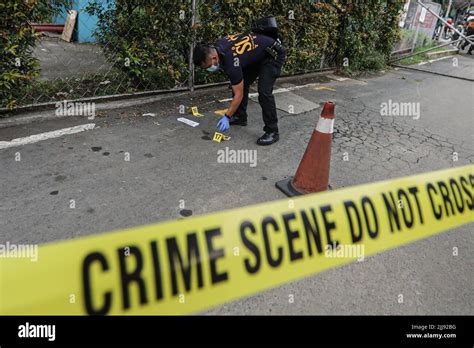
[461,29,474,53]
[233,49,286,133]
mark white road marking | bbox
[0,123,95,150]
[418,55,452,65]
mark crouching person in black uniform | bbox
[193,32,286,145]
[461,17,474,55]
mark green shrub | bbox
[400,28,430,50]
[337,0,403,74]
[2,0,403,108]
[0,0,70,109]
[194,0,340,84]
[86,0,402,86]
[85,0,341,87]
[86,0,192,90]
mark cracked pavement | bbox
[331,94,473,179]
[0,59,473,314]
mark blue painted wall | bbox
[54,0,111,43]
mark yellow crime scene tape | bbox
[1,165,472,315]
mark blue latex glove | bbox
[216,115,230,132]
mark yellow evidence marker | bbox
[213,132,231,142]
[214,109,228,116]
[191,106,204,117]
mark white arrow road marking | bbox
[0,123,96,150]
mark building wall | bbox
[54,0,111,43]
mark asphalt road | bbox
[1,57,473,315]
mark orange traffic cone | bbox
[276,101,335,196]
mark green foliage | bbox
[400,28,430,49]
[397,42,439,65]
[0,0,70,109]
[2,0,403,108]
[195,0,340,84]
[85,0,343,87]
[86,0,402,86]
[337,0,404,74]
[85,0,191,90]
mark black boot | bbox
[229,115,247,126]
[257,132,279,146]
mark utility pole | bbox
[188,0,197,91]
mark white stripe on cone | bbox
[315,117,334,134]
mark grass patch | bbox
[396,44,448,65]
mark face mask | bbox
[207,64,219,72]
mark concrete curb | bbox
[426,48,459,59]
[390,63,474,82]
